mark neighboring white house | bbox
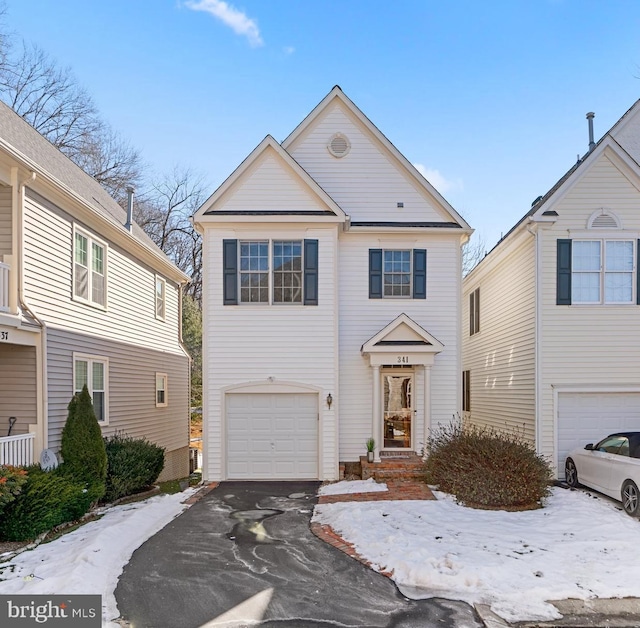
[0,101,191,481]
[194,86,472,481]
[462,101,640,478]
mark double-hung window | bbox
[156,373,168,407]
[570,240,634,304]
[224,238,318,305]
[74,354,108,424]
[74,228,106,307]
[369,248,427,299]
[156,276,166,320]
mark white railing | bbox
[0,433,35,466]
[0,260,8,313]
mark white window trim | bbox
[73,225,108,310]
[73,352,109,425]
[571,238,636,305]
[382,249,412,299]
[155,275,166,321]
[156,372,168,407]
[238,239,304,306]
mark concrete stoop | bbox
[475,598,640,628]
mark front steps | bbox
[359,452,425,482]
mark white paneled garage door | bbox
[557,392,640,476]
[226,393,318,480]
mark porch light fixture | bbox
[326,393,333,410]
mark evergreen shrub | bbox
[103,433,165,502]
[424,421,553,509]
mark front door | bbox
[383,372,413,449]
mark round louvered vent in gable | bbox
[327,133,351,158]
[588,209,621,229]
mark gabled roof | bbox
[282,86,472,232]
[475,99,640,268]
[0,101,187,282]
[194,135,346,222]
[361,313,444,354]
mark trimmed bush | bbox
[0,465,93,541]
[0,465,28,513]
[103,433,165,503]
[424,421,553,509]
[60,386,107,503]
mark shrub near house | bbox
[424,422,553,509]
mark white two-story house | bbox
[463,101,640,478]
[0,101,191,481]
[194,86,472,481]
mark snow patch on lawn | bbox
[318,478,388,496]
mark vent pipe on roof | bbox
[125,186,134,232]
[586,112,595,152]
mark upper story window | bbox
[74,227,106,308]
[155,276,166,320]
[224,238,318,306]
[74,353,108,424]
[369,248,426,299]
[566,239,635,304]
[469,287,480,335]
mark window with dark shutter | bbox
[413,249,427,299]
[469,288,480,335]
[303,239,318,305]
[369,249,383,298]
[223,239,238,305]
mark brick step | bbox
[359,455,425,482]
[368,468,426,482]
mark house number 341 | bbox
[396,355,409,364]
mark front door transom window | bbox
[383,373,412,448]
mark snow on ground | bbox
[312,487,640,622]
[0,490,194,627]
[318,478,388,496]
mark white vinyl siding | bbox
[287,100,452,224]
[204,226,339,481]
[538,151,640,469]
[22,190,184,354]
[74,353,108,424]
[339,233,461,460]
[462,233,536,444]
[0,184,11,256]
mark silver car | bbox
[565,432,640,517]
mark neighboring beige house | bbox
[0,102,191,481]
[463,101,640,478]
[194,86,472,482]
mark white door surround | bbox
[361,314,444,461]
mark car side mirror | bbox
[584,443,594,451]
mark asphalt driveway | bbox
[115,481,482,627]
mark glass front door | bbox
[383,373,413,449]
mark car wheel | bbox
[565,458,580,488]
[622,480,640,517]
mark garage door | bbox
[226,393,318,479]
[557,392,640,476]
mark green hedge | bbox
[0,465,94,542]
[103,433,165,503]
[424,421,552,509]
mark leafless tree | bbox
[462,234,486,276]
[135,167,206,302]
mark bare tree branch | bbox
[462,234,486,276]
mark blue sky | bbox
[3,1,640,249]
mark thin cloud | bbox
[414,163,463,195]
[185,0,264,47]
[283,46,295,55]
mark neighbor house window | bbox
[369,249,426,299]
[74,354,108,424]
[462,370,471,412]
[155,276,166,320]
[469,288,480,335]
[224,238,318,306]
[156,373,168,407]
[74,228,106,307]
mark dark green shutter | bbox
[223,239,238,305]
[369,249,383,298]
[303,239,318,305]
[413,249,427,299]
[556,239,572,305]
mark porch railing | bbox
[0,260,8,313]
[0,433,35,466]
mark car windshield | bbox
[595,435,629,455]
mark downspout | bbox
[526,221,541,455]
[11,167,49,453]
